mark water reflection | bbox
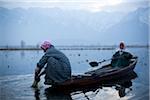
[0,48,148,99]
[34,87,72,100]
[33,71,137,100]
[20,50,25,58]
[78,71,137,99]
[71,71,138,99]
[114,71,137,97]
[34,89,40,100]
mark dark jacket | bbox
[111,51,133,68]
[37,45,71,83]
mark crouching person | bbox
[34,41,71,86]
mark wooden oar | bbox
[89,58,112,67]
[89,56,138,67]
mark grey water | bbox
[0,47,149,100]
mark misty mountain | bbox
[0,7,149,45]
[103,7,149,45]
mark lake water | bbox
[0,47,149,100]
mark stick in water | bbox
[31,70,45,88]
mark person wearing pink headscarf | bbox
[40,41,52,52]
[34,41,71,86]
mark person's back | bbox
[111,42,133,68]
[43,45,71,83]
[45,46,71,68]
[35,41,71,85]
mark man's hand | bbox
[35,67,41,75]
[31,67,41,88]
[34,67,41,81]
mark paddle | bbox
[89,58,112,67]
[89,56,138,67]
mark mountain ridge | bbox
[0,7,149,45]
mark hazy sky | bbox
[0,0,149,12]
[0,0,149,46]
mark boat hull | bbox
[50,58,138,92]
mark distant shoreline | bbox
[0,45,149,51]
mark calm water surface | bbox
[0,47,149,100]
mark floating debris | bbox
[78,54,80,56]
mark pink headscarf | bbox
[41,41,52,50]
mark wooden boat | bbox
[51,57,138,92]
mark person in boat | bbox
[34,41,71,85]
[111,41,133,68]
